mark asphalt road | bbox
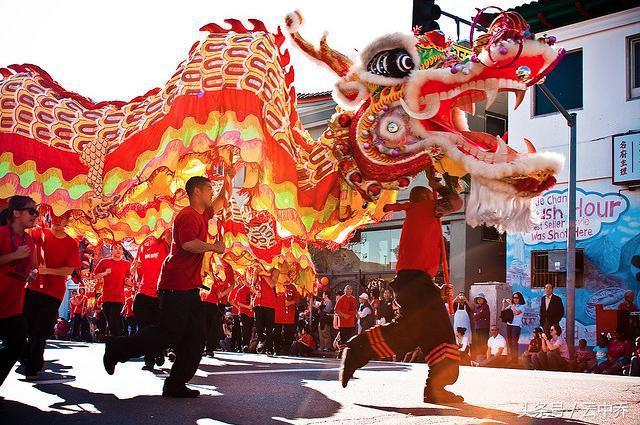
[0,341,638,424]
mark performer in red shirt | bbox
[340,183,464,403]
[203,260,234,357]
[227,283,242,352]
[274,281,300,355]
[334,285,357,351]
[131,230,170,370]
[94,243,131,337]
[70,287,87,341]
[233,278,255,352]
[252,268,278,355]
[104,176,226,398]
[0,196,37,388]
[22,213,80,379]
[121,286,137,336]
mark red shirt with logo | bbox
[159,207,213,291]
[234,285,254,317]
[94,258,130,303]
[335,294,357,328]
[253,276,277,310]
[0,225,36,319]
[387,196,441,277]
[136,237,169,298]
[70,294,85,315]
[28,228,80,301]
[275,284,300,324]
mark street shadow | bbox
[357,403,594,424]
[1,356,344,425]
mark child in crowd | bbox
[290,326,316,356]
[590,333,609,372]
[573,338,596,372]
[521,327,543,369]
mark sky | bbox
[0,0,527,99]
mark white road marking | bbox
[202,365,404,376]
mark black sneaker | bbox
[103,341,118,375]
[339,347,368,388]
[162,384,200,398]
[423,386,464,404]
[155,355,165,367]
[256,342,265,354]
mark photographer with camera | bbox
[531,324,570,371]
[501,292,525,364]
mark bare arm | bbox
[39,266,75,277]
[182,239,224,254]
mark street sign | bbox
[612,131,640,186]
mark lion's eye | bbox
[367,49,414,78]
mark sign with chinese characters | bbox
[612,131,640,185]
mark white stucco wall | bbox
[507,8,640,184]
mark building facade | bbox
[505,6,640,345]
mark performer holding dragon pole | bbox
[340,173,464,403]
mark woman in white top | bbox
[453,292,473,345]
[502,291,525,363]
[455,327,471,365]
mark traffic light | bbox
[412,0,441,33]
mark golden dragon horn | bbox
[285,10,353,77]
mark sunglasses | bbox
[16,207,39,217]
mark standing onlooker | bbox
[472,293,490,358]
[539,283,564,336]
[477,325,508,368]
[502,292,525,364]
[531,324,570,371]
[94,244,130,337]
[318,292,333,351]
[453,292,473,346]
[0,196,37,388]
[334,285,357,351]
[618,290,638,311]
[377,289,395,325]
[357,293,375,334]
[521,327,543,369]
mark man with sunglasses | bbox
[0,196,38,388]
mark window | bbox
[534,50,583,116]
[485,112,507,138]
[628,35,640,99]
[530,249,584,288]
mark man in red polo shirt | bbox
[340,183,464,404]
[131,230,170,370]
[104,176,226,398]
[274,280,301,355]
[23,213,80,379]
[334,285,357,352]
[94,243,130,337]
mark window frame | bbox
[627,34,640,100]
[530,248,585,289]
[532,48,584,118]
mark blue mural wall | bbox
[506,179,640,345]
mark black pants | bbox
[472,328,489,358]
[71,313,89,341]
[253,306,275,351]
[347,270,460,391]
[506,325,521,362]
[290,341,313,356]
[22,289,61,376]
[103,302,123,337]
[203,302,222,352]
[133,293,161,367]
[231,315,242,351]
[109,289,205,388]
[338,327,356,346]
[0,315,27,387]
[239,314,254,349]
[274,323,296,354]
[123,317,137,336]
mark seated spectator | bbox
[531,324,570,371]
[618,290,638,312]
[521,327,543,369]
[290,326,317,357]
[474,325,508,368]
[589,333,609,372]
[54,317,70,340]
[571,338,596,372]
[456,327,471,365]
[627,337,640,377]
[592,329,632,375]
